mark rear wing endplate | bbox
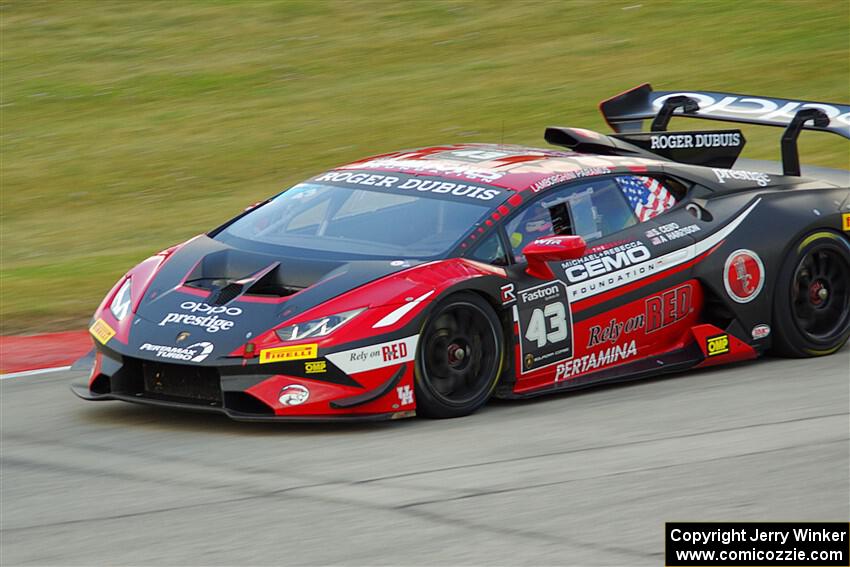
[599,84,850,176]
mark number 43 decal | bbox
[525,302,568,348]
[515,281,574,373]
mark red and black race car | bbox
[72,85,850,421]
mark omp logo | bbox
[259,344,318,364]
[89,318,116,345]
[706,334,730,357]
[304,360,326,374]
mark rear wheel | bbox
[772,231,850,357]
[414,292,504,418]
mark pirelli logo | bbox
[842,213,850,232]
[259,344,318,364]
[706,334,730,357]
[89,318,116,345]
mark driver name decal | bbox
[315,171,503,201]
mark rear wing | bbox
[599,84,850,175]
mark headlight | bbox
[275,308,365,341]
[110,278,133,321]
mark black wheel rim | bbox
[791,246,850,343]
[421,302,499,406]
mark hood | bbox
[132,235,424,357]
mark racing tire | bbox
[414,292,504,418]
[771,230,850,358]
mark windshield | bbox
[214,182,498,259]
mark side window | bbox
[468,232,508,266]
[615,176,678,222]
[506,177,637,261]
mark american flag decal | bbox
[617,176,676,222]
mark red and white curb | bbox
[0,366,73,380]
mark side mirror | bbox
[522,235,586,280]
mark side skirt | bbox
[498,343,706,400]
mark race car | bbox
[72,84,850,421]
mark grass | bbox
[1,0,848,334]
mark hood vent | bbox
[209,282,245,305]
[185,250,304,301]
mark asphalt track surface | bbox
[2,347,848,566]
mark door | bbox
[503,174,704,394]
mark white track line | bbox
[0,366,73,380]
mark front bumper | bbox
[72,344,417,422]
[70,382,410,422]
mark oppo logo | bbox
[179,301,242,316]
[653,92,850,127]
[564,245,651,283]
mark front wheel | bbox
[771,231,850,357]
[414,292,504,418]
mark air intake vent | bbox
[210,282,243,305]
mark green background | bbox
[2,0,848,333]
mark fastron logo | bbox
[519,285,560,303]
[562,242,651,283]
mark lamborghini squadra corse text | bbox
[73,85,850,420]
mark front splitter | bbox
[70,382,414,423]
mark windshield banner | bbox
[312,170,507,203]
